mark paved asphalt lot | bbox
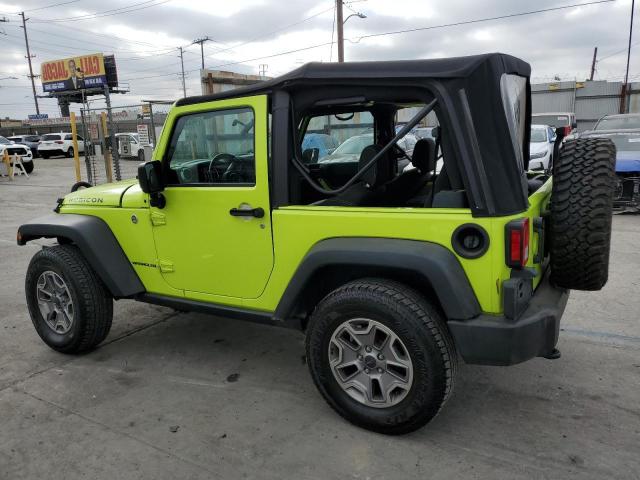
[1,158,639,479]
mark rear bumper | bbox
[448,271,569,366]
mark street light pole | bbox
[336,0,344,63]
[336,3,366,63]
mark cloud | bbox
[0,0,636,117]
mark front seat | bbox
[315,145,390,206]
[383,138,436,206]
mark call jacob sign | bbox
[41,53,107,93]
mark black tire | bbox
[549,137,616,291]
[25,245,113,354]
[24,160,34,174]
[138,149,145,163]
[66,147,74,158]
[306,278,457,435]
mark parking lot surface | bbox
[1,160,639,479]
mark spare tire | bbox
[549,137,616,291]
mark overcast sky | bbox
[0,0,636,118]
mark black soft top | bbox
[176,53,530,106]
[176,53,533,216]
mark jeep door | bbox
[151,95,274,300]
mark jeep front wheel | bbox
[25,245,113,354]
[305,278,457,435]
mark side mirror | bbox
[572,121,578,129]
[137,160,166,208]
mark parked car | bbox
[321,132,418,171]
[532,112,577,139]
[301,133,339,161]
[592,113,640,131]
[18,53,616,435]
[529,124,556,170]
[581,125,640,212]
[414,127,437,140]
[7,134,41,157]
[116,132,152,162]
[0,136,34,173]
[38,133,86,158]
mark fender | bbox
[274,237,481,323]
[17,213,145,298]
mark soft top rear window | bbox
[42,134,61,140]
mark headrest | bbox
[358,145,389,188]
[411,138,436,173]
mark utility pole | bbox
[622,0,635,113]
[20,12,40,115]
[259,64,268,78]
[178,46,186,98]
[192,37,210,70]
[336,0,344,63]
[589,47,598,81]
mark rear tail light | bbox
[505,218,530,269]
[55,140,64,144]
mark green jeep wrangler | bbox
[18,53,616,434]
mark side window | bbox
[301,111,373,163]
[167,107,255,185]
[64,134,73,140]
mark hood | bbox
[62,179,138,207]
[529,142,550,155]
[616,151,640,173]
[0,142,29,151]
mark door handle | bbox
[229,206,265,218]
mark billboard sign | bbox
[41,53,107,93]
[28,113,49,120]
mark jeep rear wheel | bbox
[25,245,113,353]
[305,278,457,435]
[24,160,34,174]
[549,138,616,291]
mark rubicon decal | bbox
[65,197,104,204]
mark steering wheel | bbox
[207,153,236,182]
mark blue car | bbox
[582,128,640,211]
[301,133,339,161]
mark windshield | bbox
[532,114,570,128]
[589,134,640,152]
[332,134,373,155]
[530,128,547,143]
[42,134,61,141]
[0,136,10,144]
[595,115,640,131]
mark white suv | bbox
[0,136,34,173]
[38,133,86,158]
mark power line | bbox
[23,1,81,13]
[349,0,617,43]
[206,5,335,57]
[31,0,172,23]
[598,39,640,62]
